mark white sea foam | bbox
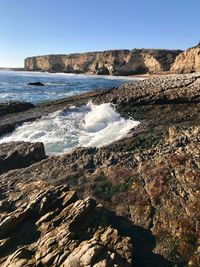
[0,102,140,155]
[0,70,143,80]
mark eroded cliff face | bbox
[171,44,200,73]
[25,49,182,75]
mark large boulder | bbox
[0,141,46,175]
[0,102,34,117]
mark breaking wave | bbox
[0,102,140,155]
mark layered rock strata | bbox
[0,183,132,266]
[25,49,182,75]
[171,44,200,73]
[0,142,46,175]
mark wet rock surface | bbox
[27,82,45,86]
[0,73,200,266]
[0,102,34,117]
[0,142,46,175]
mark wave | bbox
[0,102,140,155]
[0,70,143,80]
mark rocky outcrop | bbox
[94,73,200,105]
[171,44,200,73]
[25,49,182,75]
[1,74,200,266]
[0,182,132,267]
[0,102,34,117]
[0,142,46,175]
[27,82,45,86]
[0,126,199,266]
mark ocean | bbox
[0,71,140,154]
[0,70,135,104]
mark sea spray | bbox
[0,102,140,154]
[79,102,139,147]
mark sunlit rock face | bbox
[171,44,200,73]
[25,49,182,75]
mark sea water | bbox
[0,70,136,104]
[0,71,140,154]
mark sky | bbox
[0,0,200,67]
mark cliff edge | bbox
[171,44,200,73]
[24,49,182,76]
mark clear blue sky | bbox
[0,0,200,67]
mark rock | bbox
[0,74,200,266]
[24,49,182,75]
[95,66,110,75]
[0,126,199,266]
[0,102,34,117]
[27,82,45,86]
[171,43,200,73]
[0,141,46,175]
[0,182,132,266]
[94,73,200,105]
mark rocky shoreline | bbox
[0,73,200,266]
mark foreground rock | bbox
[0,142,46,175]
[1,126,199,266]
[0,180,132,266]
[0,102,34,117]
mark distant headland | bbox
[24,43,200,76]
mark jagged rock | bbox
[0,102,34,117]
[1,126,199,266]
[27,82,45,86]
[24,49,181,75]
[0,182,132,267]
[0,141,46,175]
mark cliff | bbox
[171,44,200,73]
[24,49,182,75]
